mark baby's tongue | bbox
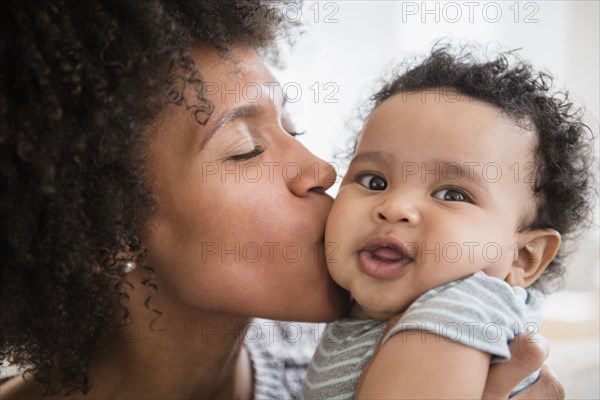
[372,247,403,261]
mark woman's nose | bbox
[285,141,337,197]
[373,193,422,226]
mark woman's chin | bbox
[290,283,350,322]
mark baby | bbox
[302,45,593,399]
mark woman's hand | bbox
[482,333,565,399]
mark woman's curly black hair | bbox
[1,0,297,395]
[349,43,596,294]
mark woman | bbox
[0,1,563,398]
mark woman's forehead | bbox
[190,43,276,83]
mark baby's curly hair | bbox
[353,43,596,294]
[1,0,297,395]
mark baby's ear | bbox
[506,229,561,287]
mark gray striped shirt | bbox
[302,271,541,399]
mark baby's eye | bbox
[357,174,387,191]
[432,188,469,202]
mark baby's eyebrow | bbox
[430,159,489,193]
[351,151,395,166]
[351,153,490,192]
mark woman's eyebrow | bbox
[200,104,260,150]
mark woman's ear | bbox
[506,229,561,287]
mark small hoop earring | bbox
[122,260,137,274]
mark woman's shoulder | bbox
[0,375,46,400]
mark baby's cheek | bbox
[327,260,353,292]
[324,201,348,244]
[481,239,518,279]
[325,224,348,277]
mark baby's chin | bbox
[349,301,405,321]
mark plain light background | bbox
[272,1,599,398]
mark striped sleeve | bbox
[302,319,387,399]
[382,271,542,361]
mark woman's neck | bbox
[83,285,254,399]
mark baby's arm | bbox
[357,272,537,398]
[357,329,490,399]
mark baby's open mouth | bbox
[358,236,416,279]
[361,239,413,264]
[362,244,414,264]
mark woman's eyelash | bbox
[229,145,265,161]
[287,130,306,137]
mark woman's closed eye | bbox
[432,187,471,202]
[357,174,387,191]
[228,145,265,161]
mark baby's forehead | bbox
[371,90,535,129]
[356,93,541,198]
[362,93,539,159]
